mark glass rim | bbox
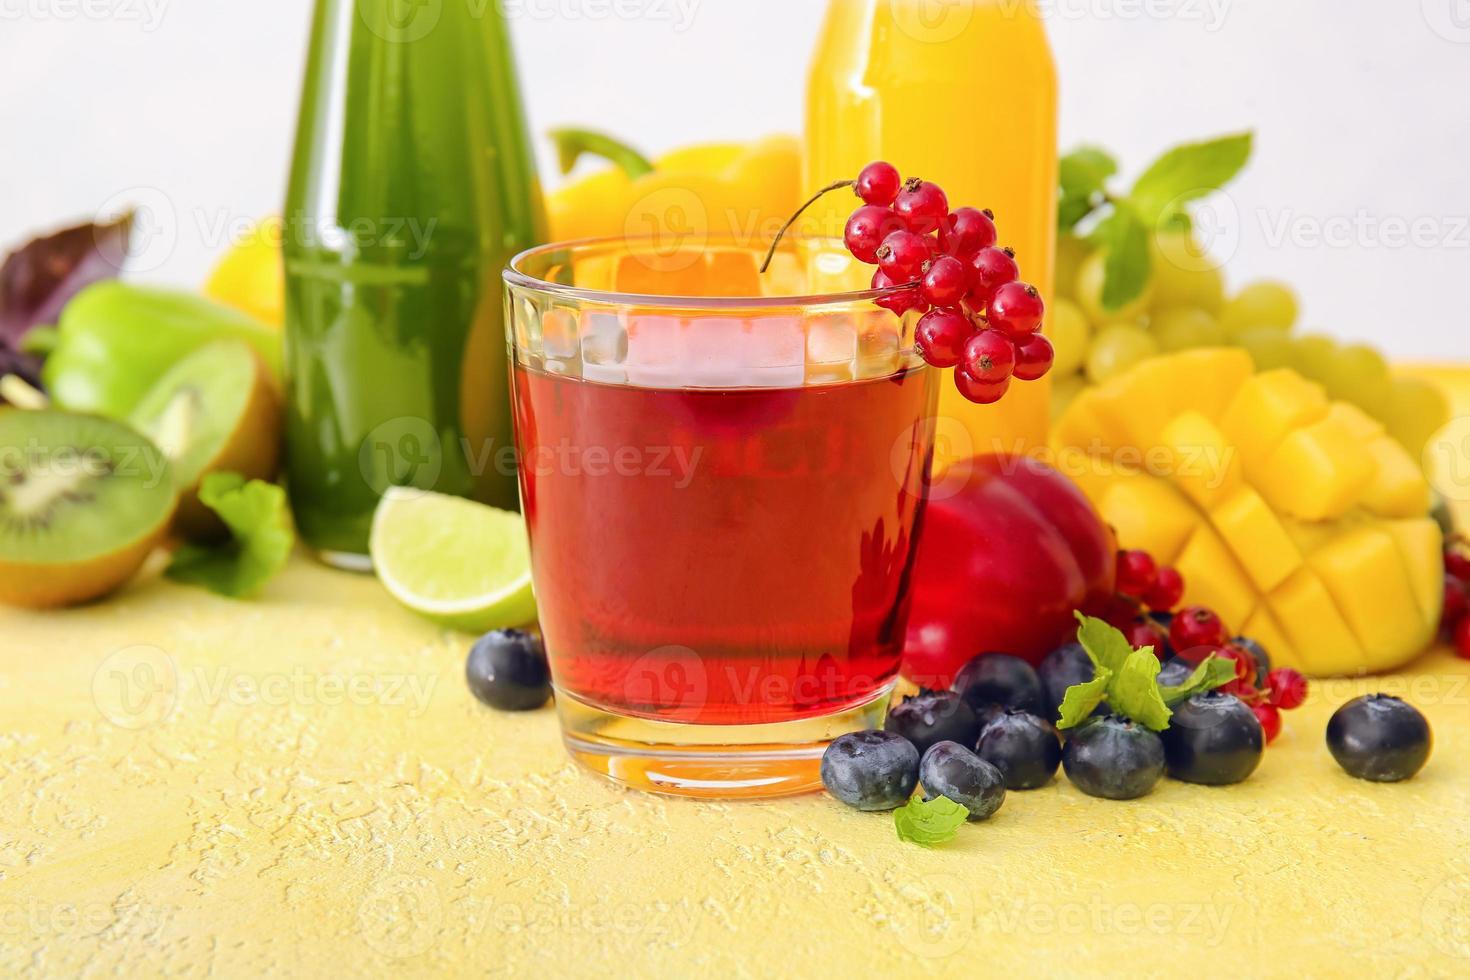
[503,235,918,310]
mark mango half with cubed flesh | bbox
[1051,349,1442,676]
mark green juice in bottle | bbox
[284,0,545,568]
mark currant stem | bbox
[759,179,855,274]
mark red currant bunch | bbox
[1100,547,1188,651]
[772,161,1053,405]
[1227,667,1309,745]
[1097,544,1310,745]
[1441,535,1470,660]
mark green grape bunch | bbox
[1047,133,1449,456]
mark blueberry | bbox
[1150,613,1177,658]
[973,701,1009,733]
[975,709,1062,789]
[821,730,920,810]
[1037,642,1100,721]
[1162,691,1265,785]
[1231,636,1272,689]
[466,629,551,711]
[919,741,1006,820]
[885,689,979,757]
[1156,657,1195,689]
[952,652,1046,716]
[1326,694,1432,783]
[1062,716,1166,800]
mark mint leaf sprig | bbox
[894,795,969,847]
[1058,132,1254,314]
[166,472,294,599]
[1056,612,1237,732]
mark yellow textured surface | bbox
[2,370,1468,976]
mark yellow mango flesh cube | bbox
[1097,473,1203,565]
[1382,518,1446,628]
[1095,357,1185,448]
[1162,348,1254,422]
[1256,414,1375,521]
[1208,487,1303,592]
[1240,606,1300,676]
[1051,389,1125,457]
[1176,524,1257,630]
[1159,411,1242,510]
[1062,459,1132,510]
[1359,436,1431,518]
[1326,402,1385,441]
[1221,369,1329,478]
[1268,569,1365,677]
[1309,526,1428,661]
[1282,515,1365,556]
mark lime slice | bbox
[369,488,537,632]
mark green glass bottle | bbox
[284,0,545,569]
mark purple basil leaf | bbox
[0,211,133,346]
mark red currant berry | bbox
[1219,677,1261,704]
[1219,645,1257,686]
[914,309,974,369]
[1099,594,1142,631]
[844,205,905,264]
[988,281,1045,337]
[1169,606,1228,656]
[961,329,1016,383]
[1447,545,1470,581]
[1443,576,1468,635]
[938,207,997,258]
[894,178,949,235]
[966,246,1019,308]
[1265,668,1308,710]
[1123,617,1168,657]
[854,161,902,207]
[1115,550,1158,599]
[1178,642,1229,667]
[1012,333,1054,381]
[871,269,926,317]
[875,230,932,282]
[1253,703,1282,744]
[1456,615,1470,660]
[921,255,971,308]
[954,365,1010,405]
[1144,566,1185,612]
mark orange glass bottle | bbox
[806,0,1058,464]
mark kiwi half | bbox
[130,341,281,540]
[0,409,177,607]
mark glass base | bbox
[313,549,374,573]
[556,684,896,799]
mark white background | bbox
[0,0,1467,359]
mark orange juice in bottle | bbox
[806,0,1058,464]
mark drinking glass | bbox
[504,238,937,798]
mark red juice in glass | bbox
[504,240,937,798]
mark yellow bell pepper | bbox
[547,129,802,252]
